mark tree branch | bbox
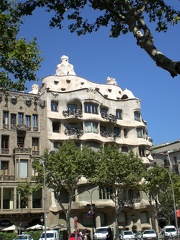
[127,10,180,76]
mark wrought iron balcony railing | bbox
[101,112,117,122]
[14,147,31,154]
[1,148,9,154]
[63,109,82,118]
[65,128,84,138]
[100,131,116,139]
[0,175,15,181]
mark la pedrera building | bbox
[0,55,155,233]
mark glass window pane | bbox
[20,160,28,178]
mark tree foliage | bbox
[0,0,43,91]
[17,181,40,208]
[18,0,180,77]
[144,166,180,225]
[32,140,98,234]
[90,145,145,239]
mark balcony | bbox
[63,109,82,118]
[0,175,15,181]
[101,112,117,122]
[65,128,84,138]
[1,148,9,154]
[100,131,116,139]
[120,198,141,208]
[11,124,31,132]
[33,127,38,131]
[14,147,31,154]
[3,124,9,130]
[31,150,40,156]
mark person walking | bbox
[106,227,113,240]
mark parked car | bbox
[134,232,142,240]
[141,229,157,240]
[161,225,177,238]
[13,235,33,240]
[39,230,59,240]
[94,226,114,240]
[119,230,134,240]
[68,233,81,240]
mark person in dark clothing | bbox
[106,227,113,240]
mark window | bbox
[127,189,140,201]
[99,188,112,200]
[68,123,78,129]
[1,135,9,149]
[67,104,77,111]
[137,128,144,138]
[100,107,108,114]
[140,212,148,224]
[10,114,16,125]
[51,101,58,111]
[124,129,128,138]
[32,138,39,151]
[122,146,128,153]
[116,109,122,119]
[17,137,24,147]
[139,146,146,157]
[0,161,9,175]
[52,121,60,132]
[134,111,141,121]
[84,103,98,114]
[118,212,126,226]
[18,113,24,125]
[114,127,121,137]
[3,188,14,209]
[3,111,9,125]
[25,115,31,127]
[16,159,28,178]
[32,189,42,208]
[32,114,38,128]
[84,121,98,133]
[54,142,61,148]
[173,156,178,165]
[85,141,100,151]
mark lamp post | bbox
[157,164,178,230]
[42,161,47,240]
[87,189,98,240]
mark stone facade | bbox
[0,56,155,233]
[40,56,155,233]
[0,87,47,229]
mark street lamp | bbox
[87,189,99,240]
[155,164,178,230]
[42,161,47,240]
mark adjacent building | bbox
[151,140,180,174]
[0,87,47,229]
[0,55,155,233]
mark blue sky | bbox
[18,5,180,146]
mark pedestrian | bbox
[106,227,113,240]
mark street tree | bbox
[18,0,180,77]
[17,181,40,208]
[0,0,43,91]
[90,145,145,239]
[144,166,180,226]
[32,140,98,234]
